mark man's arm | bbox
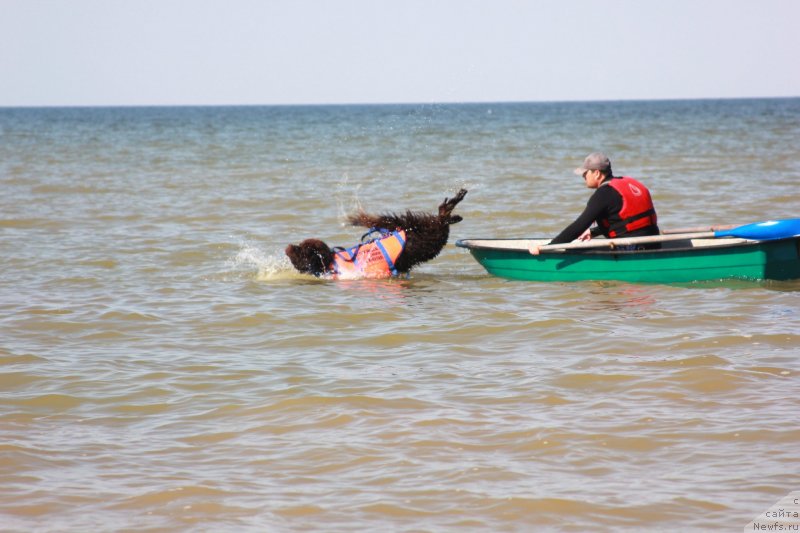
[549,187,615,244]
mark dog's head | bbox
[285,239,334,276]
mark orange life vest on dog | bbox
[330,229,406,279]
[601,177,658,237]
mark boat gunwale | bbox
[454,236,799,256]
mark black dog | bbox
[285,189,467,279]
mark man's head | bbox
[574,152,612,177]
[574,152,612,188]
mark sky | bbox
[2,0,799,107]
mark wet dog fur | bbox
[285,189,467,277]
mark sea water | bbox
[1,99,799,531]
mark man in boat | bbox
[529,152,660,254]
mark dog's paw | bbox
[439,189,467,217]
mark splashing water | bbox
[334,173,365,226]
[227,241,307,281]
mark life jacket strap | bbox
[361,227,391,243]
[607,208,657,237]
[374,234,400,275]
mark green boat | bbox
[456,233,800,283]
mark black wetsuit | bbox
[551,178,660,245]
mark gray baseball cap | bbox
[574,152,611,175]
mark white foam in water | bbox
[228,241,310,281]
[228,241,398,282]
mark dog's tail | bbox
[347,211,385,229]
[347,189,468,229]
[438,188,468,224]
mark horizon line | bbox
[1,95,799,110]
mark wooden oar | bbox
[537,218,800,253]
[537,232,713,252]
[661,224,734,234]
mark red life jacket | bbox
[330,229,406,279]
[600,177,658,238]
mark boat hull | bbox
[456,237,800,283]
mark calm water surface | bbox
[1,100,799,531]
